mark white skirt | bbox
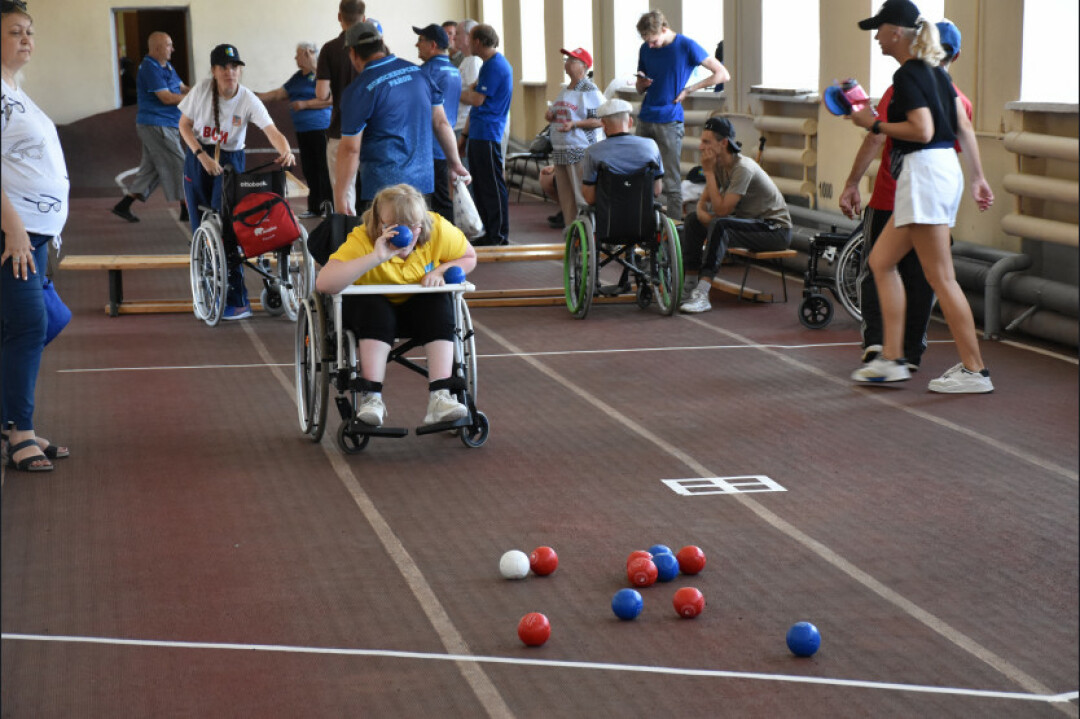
[893,147,963,227]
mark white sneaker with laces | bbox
[679,287,712,314]
[928,363,994,394]
[356,392,386,426]
[851,356,911,383]
[861,344,883,363]
[424,389,468,425]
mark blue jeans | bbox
[637,120,685,220]
[185,146,248,307]
[1,234,50,431]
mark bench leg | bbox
[738,260,751,302]
[107,269,123,317]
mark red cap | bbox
[560,47,593,69]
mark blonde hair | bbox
[907,16,946,67]
[637,10,667,37]
[362,184,433,246]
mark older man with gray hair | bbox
[580,98,664,207]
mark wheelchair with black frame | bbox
[798,225,865,329]
[294,220,487,453]
[563,164,684,319]
[189,162,314,326]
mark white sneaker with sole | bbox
[356,392,386,426]
[851,356,911,383]
[928,363,994,393]
[423,389,468,425]
[679,287,711,313]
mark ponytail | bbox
[211,78,221,137]
[910,16,946,67]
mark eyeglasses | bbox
[7,138,44,161]
[23,194,62,213]
[1,0,28,13]
[2,96,26,124]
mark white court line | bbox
[475,319,1071,705]
[2,633,1077,705]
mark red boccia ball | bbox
[673,587,705,618]
[626,550,653,567]
[529,546,559,576]
[676,545,707,575]
[627,556,658,587]
[517,612,551,646]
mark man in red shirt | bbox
[839,19,972,372]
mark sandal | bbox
[6,439,55,472]
[1,432,68,459]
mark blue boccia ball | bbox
[647,544,673,557]
[786,621,821,657]
[611,588,644,620]
[390,225,413,248]
[444,265,466,284]
[652,551,680,582]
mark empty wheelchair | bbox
[563,165,683,319]
[189,162,314,326]
[295,282,488,453]
[799,226,865,329]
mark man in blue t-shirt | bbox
[112,31,189,223]
[415,23,461,221]
[634,10,728,221]
[458,24,513,246]
[336,21,468,214]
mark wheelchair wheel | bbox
[456,295,478,402]
[337,422,370,454]
[277,232,312,322]
[652,215,684,316]
[799,293,834,329]
[636,283,653,309]
[295,294,329,440]
[189,217,227,327]
[835,229,864,322]
[460,411,490,448]
[563,217,596,319]
[261,285,285,316]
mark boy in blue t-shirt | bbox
[415,24,462,220]
[634,10,728,221]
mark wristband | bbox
[194,148,205,157]
[871,120,882,135]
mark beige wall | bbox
[23,0,465,125]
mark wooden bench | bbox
[712,247,799,303]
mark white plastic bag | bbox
[453,175,485,239]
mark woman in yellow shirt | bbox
[316,184,477,426]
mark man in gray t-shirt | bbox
[679,116,792,314]
[581,98,664,206]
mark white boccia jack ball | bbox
[499,550,531,579]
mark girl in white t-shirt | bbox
[178,43,295,320]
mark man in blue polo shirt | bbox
[336,21,467,214]
[415,23,461,221]
[112,31,189,223]
[634,10,728,221]
[459,23,512,246]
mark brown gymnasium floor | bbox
[2,139,1079,716]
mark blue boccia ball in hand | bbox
[786,621,821,657]
[444,265,466,284]
[653,551,680,582]
[390,225,413,248]
[611,588,644,620]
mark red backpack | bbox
[231,191,301,257]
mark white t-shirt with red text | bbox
[179,79,273,152]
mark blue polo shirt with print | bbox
[420,55,461,160]
[340,55,444,199]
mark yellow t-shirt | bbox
[328,212,469,304]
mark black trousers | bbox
[466,138,509,244]
[858,206,935,366]
[681,214,791,279]
[342,292,455,345]
[296,130,332,214]
[431,159,454,221]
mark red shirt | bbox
[868,83,973,211]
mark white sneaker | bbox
[861,344,883,363]
[356,392,386,426]
[679,287,712,313]
[423,389,468,425]
[851,356,911,383]
[928,363,994,394]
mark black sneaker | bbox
[547,211,565,229]
[111,204,139,223]
[179,203,189,222]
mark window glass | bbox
[1021,0,1079,102]
[520,2,545,82]
[761,0,819,90]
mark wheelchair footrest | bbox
[344,419,409,438]
[415,415,472,436]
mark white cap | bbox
[597,98,634,118]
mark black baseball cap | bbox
[210,44,245,67]
[858,0,921,30]
[413,24,450,49]
[703,116,742,152]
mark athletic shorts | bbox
[893,148,963,228]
